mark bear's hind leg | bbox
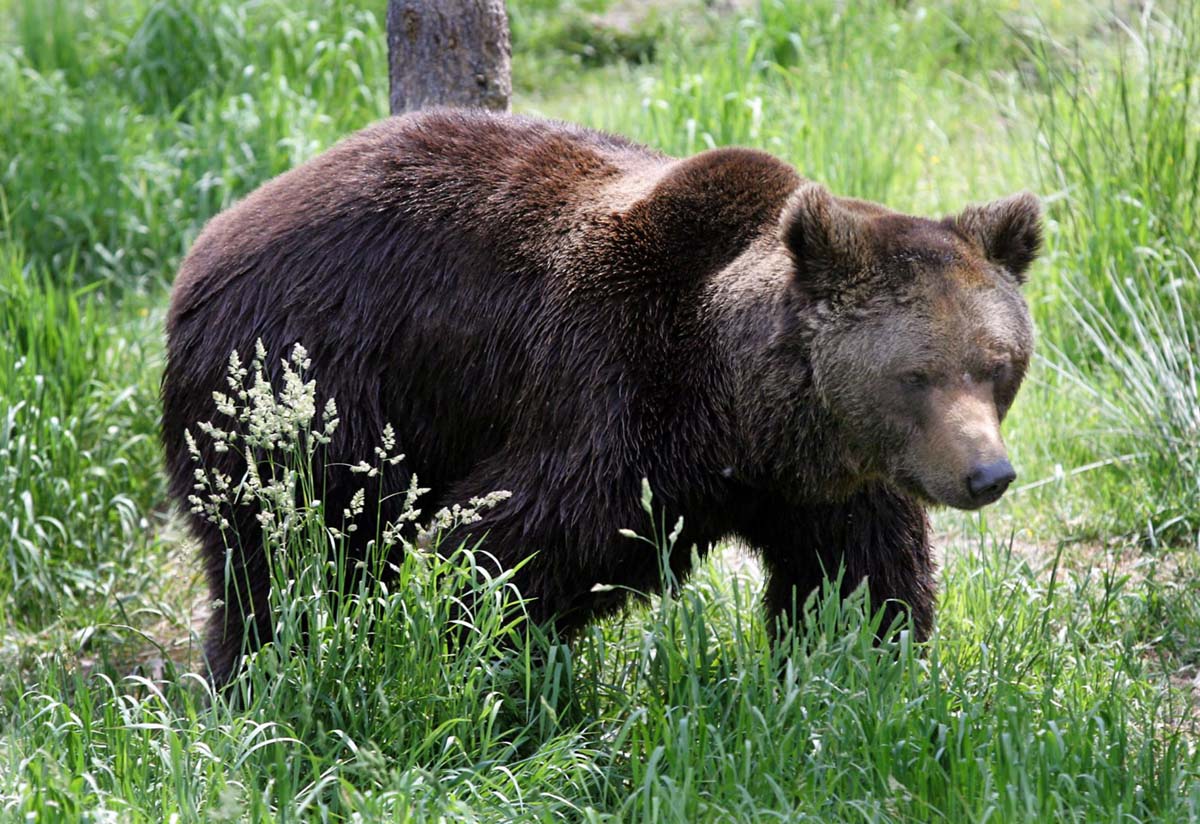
[198,521,274,687]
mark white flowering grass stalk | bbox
[183,341,516,706]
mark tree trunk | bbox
[387,0,512,114]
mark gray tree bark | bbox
[387,0,512,114]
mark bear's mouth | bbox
[891,471,936,506]
[892,471,981,511]
[897,473,1002,511]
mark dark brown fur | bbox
[163,110,1040,684]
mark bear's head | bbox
[779,184,1041,510]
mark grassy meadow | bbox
[3,0,1200,819]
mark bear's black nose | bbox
[967,459,1016,504]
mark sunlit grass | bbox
[0,246,163,632]
[5,513,1197,820]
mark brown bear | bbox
[162,109,1040,685]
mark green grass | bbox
[3,0,1200,819]
[5,510,1199,820]
[0,245,164,632]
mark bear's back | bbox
[163,112,680,488]
[168,111,665,331]
[163,111,800,496]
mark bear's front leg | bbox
[745,483,935,645]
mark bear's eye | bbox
[899,371,929,389]
[987,361,1010,383]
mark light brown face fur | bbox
[873,270,1032,509]
[785,186,1041,510]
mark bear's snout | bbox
[903,382,1017,511]
[966,458,1016,506]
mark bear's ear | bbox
[951,191,1043,284]
[779,183,870,280]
